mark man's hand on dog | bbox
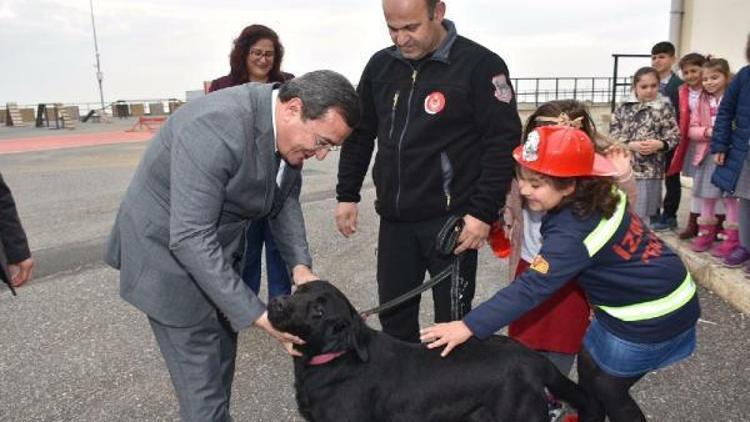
[454,215,489,254]
[254,311,305,357]
[292,265,320,286]
[420,321,473,357]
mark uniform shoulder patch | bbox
[530,254,550,274]
[492,74,513,103]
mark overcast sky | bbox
[0,0,671,105]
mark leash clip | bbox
[435,215,465,256]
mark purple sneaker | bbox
[723,246,750,268]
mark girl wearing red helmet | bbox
[500,100,636,420]
[422,126,700,422]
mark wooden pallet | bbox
[4,102,28,126]
[56,104,76,130]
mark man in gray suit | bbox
[104,70,359,421]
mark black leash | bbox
[361,216,468,319]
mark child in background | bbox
[669,53,706,238]
[683,59,740,256]
[670,53,727,240]
[650,41,684,232]
[423,126,700,422]
[610,67,680,225]
[711,34,750,271]
[502,100,635,420]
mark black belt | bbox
[361,216,468,319]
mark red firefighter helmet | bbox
[512,126,617,177]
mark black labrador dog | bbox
[268,280,599,422]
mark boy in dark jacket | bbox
[650,41,684,232]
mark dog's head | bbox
[268,280,369,362]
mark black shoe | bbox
[652,216,677,232]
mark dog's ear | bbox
[346,302,370,362]
[351,317,369,362]
[329,282,370,362]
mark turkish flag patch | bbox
[424,91,446,115]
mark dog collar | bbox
[308,351,346,366]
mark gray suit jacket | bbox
[104,84,312,330]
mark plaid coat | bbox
[610,95,680,179]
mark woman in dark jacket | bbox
[209,24,295,300]
[710,34,750,271]
[0,172,33,294]
[209,24,293,89]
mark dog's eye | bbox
[311,306,324,319]
[311,302,325,320]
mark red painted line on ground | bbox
[0,131,153,154]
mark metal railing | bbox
[0,98,184,122]
[2,76,637,124]
[511,76,633,106]
[610,54,651,111]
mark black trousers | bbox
[376,215,477,343]
[662,150,681,218]
[577,349,646,422]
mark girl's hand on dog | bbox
[420,321,473,357]
[255,311,305,357]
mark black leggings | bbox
[577,349,647,422]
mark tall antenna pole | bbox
[89,0,105,113]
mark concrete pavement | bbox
[1,184,747,421]
[0,116,749,421]
[3,115,748,316]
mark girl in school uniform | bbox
[422,126,700,422]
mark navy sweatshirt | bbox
[464,201,700,343]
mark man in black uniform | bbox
[335,0,521,342]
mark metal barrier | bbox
[2,78,635,125]
[126,116,168,132]
[1,99,184,121]
[511,76,633,106]
[610,54,651,111]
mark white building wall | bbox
[680,0,749,71]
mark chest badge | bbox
[424,91,446,115]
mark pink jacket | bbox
[687,92,721,166]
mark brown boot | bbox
[678,212,699,240]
